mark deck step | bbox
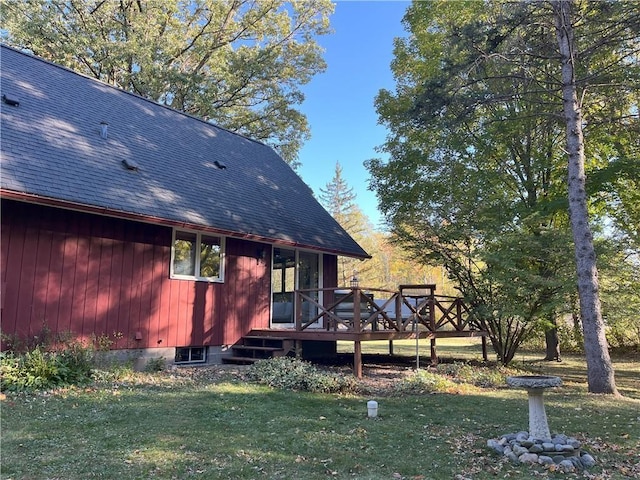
[223,356,265,365]
[222,334,295,365]
[232,345,283,352]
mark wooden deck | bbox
[255,284,489,377]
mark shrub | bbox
[0,341,95,392]
[246,356,358,394]
[391,369,459,395]
[144,357,166,372]
[435,362,510,388]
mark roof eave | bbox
[1,190,371,260]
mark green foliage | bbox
[391,369,459,395]
[367,0,640,366]
[246,356,358,394]
[1,0,335,165]
[434,362,513,388]
[521,318,584,354]
[0,342,94,392]
[143,357,166,373]
[392,362,516,395]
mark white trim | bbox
[170,228,225,282]
[174,346,208,364]
[270,247,324,328]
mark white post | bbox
[527,388,551,440]
[367,400,378,418]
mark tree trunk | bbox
[544,326,561,361]
[552,0,617,394]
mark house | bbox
[0,45,369,365]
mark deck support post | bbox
[388,340,394,355]
[354,340,363,378]
[430,338,437,365]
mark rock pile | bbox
[487,431,596,473]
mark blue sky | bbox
[297,1,410,229]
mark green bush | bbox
[0,341,95,392]
[434,362,510,388]
[246,356,358,394]
[144,357,166,372]
[391,369,458,395]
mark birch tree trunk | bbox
[552,0,617,394]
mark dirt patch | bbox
[172,355,421,395]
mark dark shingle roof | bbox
[0,45,368,259]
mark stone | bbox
[559,460,576,472]
[506,451,519,463]
[568,456,583,468]
[580,453,596,468]
[553,434,568,445]
[513,444,529,456]
[489,430,595,472]
[538,455,554,466]
[519,453,539,464]
[487,439,504,454]
[568,438,581,449]
[528,444,544,453]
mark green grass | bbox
[1,344,639,480]
[338,338,640,398]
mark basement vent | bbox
[2,94,20,107]
[213,160,227,170]
[122,158,140,171]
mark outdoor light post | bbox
[350,270,359,288]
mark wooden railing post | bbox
[429,294,436,333]
[354,340,363,378]
[353,287,361,332]
[395,294,403,331]
[295,291,302,331]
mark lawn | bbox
[1,341,639,480]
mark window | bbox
[175,347,207,364]
[171,230,224,281]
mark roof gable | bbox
[0,45,368,259]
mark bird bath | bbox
[506,375,562,440]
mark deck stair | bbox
[223,335,294,365]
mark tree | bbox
[319,162,365,286]
[551,0,618,394]
[367,0,639,382]
[368,0,576,364]
[319,162,448,290]
[1,0,334,166]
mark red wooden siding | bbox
[1,199,271,350]
[323,255,338,290]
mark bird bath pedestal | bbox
[506,375,562,440]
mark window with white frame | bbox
[171,230,224,281]
[175,346,207,363]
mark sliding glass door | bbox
[271,248,321,328]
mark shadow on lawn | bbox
[3,368,639,479]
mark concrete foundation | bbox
[94,346,231,371]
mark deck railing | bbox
[293,284,482,335]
